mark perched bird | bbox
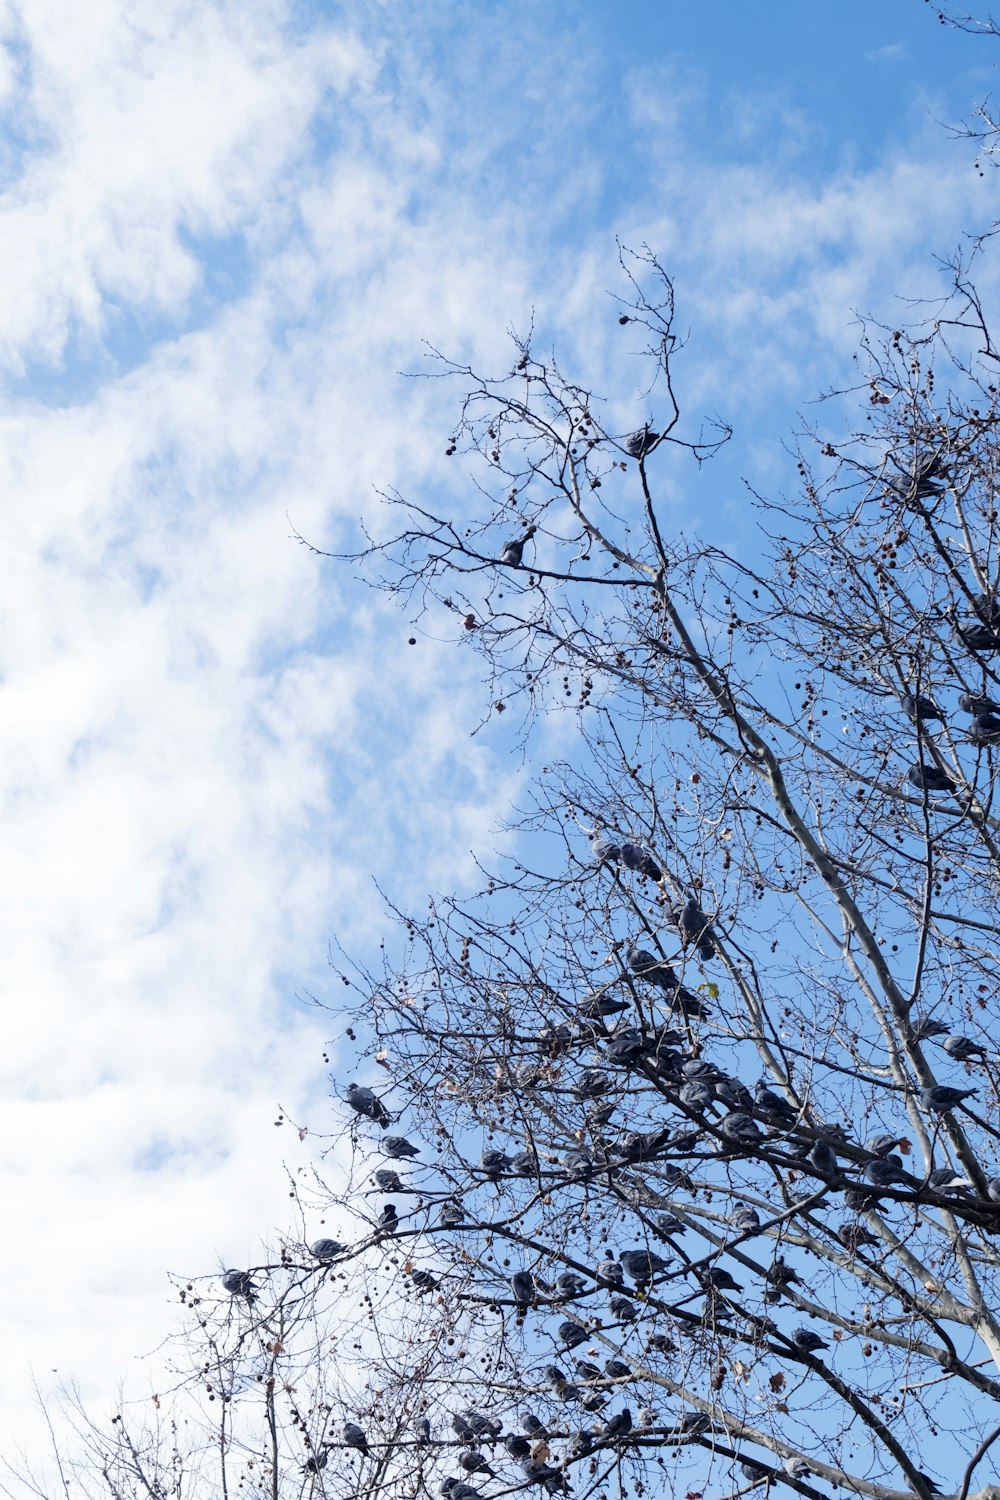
[911,1015,949,1043]
[741,1462,768,1487]
[520,1413,547,1436]
[906,763,956,794]
[222,1269,256,1302]
[679,896,717,960]
[915,1474,943,1496]
[620,843,662,881]
[578,990,631,1019]
[521,1457,567,1491]
[789,1327,830,1354]
[729,1203,761,1235]
[505,1435,532,1460]
[627,947,675,989]
[500,538,525,567]
[557,1271,587,1298]
[718,1112,763,1145]
[970,713,1000,746]
[865,1158,905,1187]
[767,1257,803,1290]
[604,1408,633,1439]
[461,1410,502,1440]
[754,1082,797,1124]
[414,1417,432,1445]
[590,836,621,865]
[574,1358,602,1382]
[605,1359,632,1378]
[785,1458,811,1480]
[657,1212,686,1235]
[372,1169,404,1193]
[302,1448,329,1473]
[927,1166,972,1191]
[605,1032,645,1066]
[410,1268,438,1292]
[378,1204,399,1234]
[309,1239,345,1261]
[697,1266,743,1293]
[511,1271,536,1320]
[898,690,944,724]
[921,1085,978,1112]
[557,1319,590,1350]
[867,1132,902,1156]
[574,1069,609,1100]
[837,1222,880,1252]
[609,1295,639,1322]
[714,1076,753,1111]
[345,1082,390,1127]
[954,613,1000,652]
[625,427,656,459]
[596,1257,624,1285]
[942,1033,988,1061]
[439,1202,465,1228]
[459,1452,495,1477]
[959,692,1000,716]
[343,1422,370,1455]
[676,1412,711,1438]
[620,1248,669,1284]
[544,1363,571,1389]
[844,1186,880,1212]
[810,1139,839,1176]
[479,1147,512,1176]
[383,1136,420,1159]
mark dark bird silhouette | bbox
[383,1135,420,1159]
[372,1169,403,1192]
[625,427,656,458]
[303,1449,328,1473]
[810,1139,839,1176]
[718,1112,763,1145]
[596,1257,624,1285]
[898,690,943,724]
[865,1158,905,1187]
[578,990,631,1019]
[911,1014,949,1043]
[505,1435,532,1460]
[439,1202,465,1228]
[479,1147,512,1176]
[907,763,956,794]
[500,538,525,567]
[590,836,621,865]
[927,1166,972,1191]
[415,1417,431,1445]
[867,1131,902,1155]
[697,1266,743,1293]
[343,1422,370,1455]
[557,1319,590,1349]
[837,1222,880,1252]
[378,1204,399,1234]
[620,1248,669,1284]
[942,1033,989,1061]
[460,1452,495,1477]
[679,896,717,960]
[789,1327,830,1354]
[959,692,1000,716]
[754,1081,797,1124]
[604,1408,633,1439]
[729,1202,761,1235]
[345,1082,390,1127]
[520,1413,547,1436]
[921,1085,978,1112]
[221,1269,256,1302]
[557,1271,587,1297]
[511,1271,536,1321]
[620,843,662,880]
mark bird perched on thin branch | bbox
[221,1269,256,1302]
[898,690,944,724]
[906,763,956,794]
[383,1135,420,1159]
[679,896,717,960]
[789,1327,830,1354]
[345,1082,391,1127]
[921,1085,977,1112]
[343,1422,370,1455]
[624,427,657,459]
[942,1033,989,1061]
[620,842,662,880]
[310,1239,345,1261]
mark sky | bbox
[0,0,998,1471]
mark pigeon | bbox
[461,1410,502,1440]
[479,1148,512,1176]
[511,1271,536,1319]
[867,1132,902,1156]
[942,1033,988,1061]
[988,1178,1000,1202]
[383,1136,420,1159]
[837,1221,880,1251]
[578,990,632,1019]
[378,1204,399,1234]
[520,1413,547,1436]
[521,1457,567,1491]
[785,1458,811,1480]
[414,1417,432,1445]
[543,1363,571,1390]
[676,1412,711,1437]
[657,1212,686,1235]
[627,947,676,989]
[906,763,956,794]
[574,1359,603,1382]
[625,427,656,459]
[718,1112,763,1145]
[372,1169,404,1193]
[911,1015,949,1043]
[505,1435,532,1460]
[865,1158,905,1187]
[754,1082,797,1124]
[954,616,1000,652]
[343,1422,370,1455]
[410,1268,438,1292]
[914,1474,943,1496]
[591,836,621,865]
[345,1082,390,1127]
[959,692,1000,716]
[557,1272,587,1297]
[970,713,1000,745]
[605,1032,645,1066]
[574,1069,609,1099]
[620,1249,670,1284]
[844,1186,881,1211]
[596,1257,624,1285]
[810,1139,839,1175]
[609,1295,638,1322]
[730,1203,761,1235]
[557,1319,590,1349]
[439,1202,465,1228]
[767,1257,803,1290]
[459,1452,495,1477]
[679,896,717,960]
[500,538,525,567]
[927,1166,972,1191]
[714,1077,753,1111]
[221,1269,256,1302]
[921,1085,978,1112]
[899,691,944,724]
[302,1449,329,1473]
[697,1266,743,1293]
[620,843,662,881]
[604,1408,633,1438]
[511,1150,539,1175]
[309,1239,345,1261]
[789,1327,830,1354]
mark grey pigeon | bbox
[679,896,717,960]
[679,1080,713,1112]
[345,1082,390,1127]
[714,1077,753,1110]
[439,1202,465,1228]
[511,1271,536,1319]
[899,690,943,724]
[521,1457,566,1492]
[954,617,1000,652]
[500,538,525,567]
[606,1032,645,1065]
[383,1135,420,1159]
[790,1327,829,1354]
[970,713,1000,746]
[865,1158,904,1187]
[604,1407,633,1438]
[657,1212,686,1235]
[574,1069,609,1099]
[620,1248,669,1283]
[785,1458,811,1480]
[505,1435,532,1460]
[867,1131,902,1155]
[461,1410,502,1439]
[911,1014,949,1043]
[378,1204,399,1233]
[921,1085,977,1112]
[609,1295,638,1321]
[578,990,631,1019]
[459,1452,495,1477]
[221,1268,256,1302]
[410,1268,438,1292]
[620,842,662,881]
[591,835,621,865]
[557,1319,590,1349]
[543,1363,570,1389]
[915,1473,943,1496]
[741,1462,768,1487]
[520,1413,547,1436]
[718,1112,763,1144]
[988,1178,1000,1202]
[574,1359,602,1382]
[625,427,656,458]
[373,1169,403,1192]
[730,1203,761,1235]
[837,1222,880,1251]
[511,1150,538,1175]
[557,1271,587,1297]
[596,1257,624,1285]
[343,1422,370,1455]
[479,1147,512,1176]
[960,692,1000,716]
[697,1266,743,1293]
[414,1417,431,1445]
[907,763,956,794]
[627,947,675,989]
[302,1449,328,1473]
[942,1033,988,1061]
[810,1139,839,1175]
[309,1239,345,1261]
[927,1166,972,1191]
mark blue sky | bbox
[1,0,998,1473]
